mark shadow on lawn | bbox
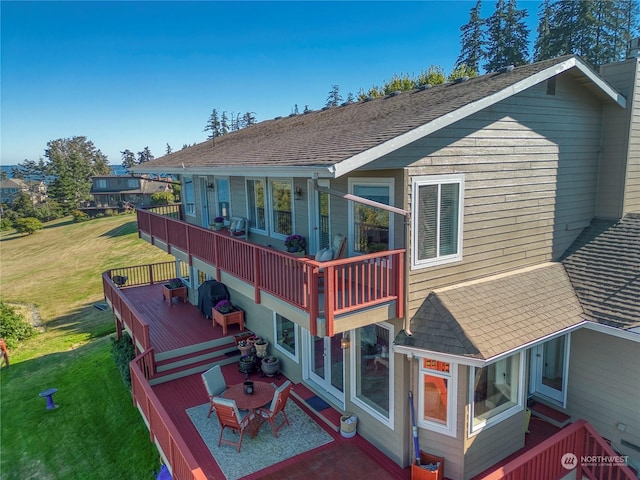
[46,303,116,340]
[100,220,138,238]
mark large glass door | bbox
[308,179,330,255]
[532,335,569,405]
[307,331,344,403]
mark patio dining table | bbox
[224,381,275,436]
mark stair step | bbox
[156,344,239,372]
[529,401,571,428]
[150,355,239,385]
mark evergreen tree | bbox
[121,149,136,172]
[534,0,555,61]
[165,143,173,155]
[220,111,229,135]
[325,85,342,107]
[484,0,530,71]
[44,136,110,213]
[204,108,221,139]
[137,147,154,164]
[242,111,257,127]
[457,0,485,71]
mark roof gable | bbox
[136,56,624,178]
[397,263,585,361]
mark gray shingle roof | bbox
[396,263,584,360]
[561,213,640,330]
[139,55,613,175]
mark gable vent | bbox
[547,77,557,95]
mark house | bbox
[0,177,46,205]
[80,174,174,215]
[110,53,640,480]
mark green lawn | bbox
[0,215,174,479]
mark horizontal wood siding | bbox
[599,59,640,217]
[566,328,640,464]
[463,407,526,479]
[385,74,604,316]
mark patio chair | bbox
[229,217,248,239]
[212,397,254,452]
[256,380,292,438]
[316,234,347,289]
[202,365,227,418]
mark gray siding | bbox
[373,74,605,316]
[600,58,640,217]
[566,328,640,466]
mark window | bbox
[215,177,230,219]
[96,179,107,189]
[470,353,524,433]
[349,179,393,254]
[183,178,195,216]
[273,314,298,362]
[246,178,266,231]
[126,178,139,188]
[351,323,393,426]
[412,175,463,268]
[269,180,293,237]
[419,358,457,437]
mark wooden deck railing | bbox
[103,262,184,354]
[136,209,405,335]
[130,352,207,480]
[480,419,636,480]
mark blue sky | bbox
[1,1,542,166]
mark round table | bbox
[224,381,274,411]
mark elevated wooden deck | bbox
[120,283,238,354]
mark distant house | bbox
[104,53,639,480]
[80,175,174,215]
[0,178,47,205]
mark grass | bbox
[0,214,174,479]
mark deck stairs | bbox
[528,398,572,428]
[149,335,243,386]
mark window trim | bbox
[349,322,394,428]
[418,358,458,438]
[468,351,525,436]
[347,177,395,256]
[272,313,299,363]
[183,177,196,217]
[267,178,294,239]
[245,177,267,234]
[411,174,464,269]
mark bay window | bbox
[470,352,524,433]
[419,358,457,437]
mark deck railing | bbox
[103,261,183,352]
[136,209,405,335]
[480,419,636,480]
[130,352,207,480]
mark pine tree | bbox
[534,0,555,61]
[220,111,229,135]
[457,0,485,71]
[165,143,173,155]
[204,109,221,139]
[325,85,342,107]
[137,147,154,164]
[121,149,136,172]
[484,0,530,72]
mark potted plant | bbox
[237,339,252,356]
[212,300,245,335]
[239,354,256,377]
[261,355,280,376]
[162,278,187,305]
[284,234,306,254]
[212,216,225,231]
[254,338,269,357]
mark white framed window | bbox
[350,323,394,427]
[246,178,266,232]
[469,352,524,435]
[215,177,231,219]
[348,178,394,255]
[418,358,457,437]
[183,178,195,216]
[273,313,298,363]
[268,179,293,238]
[411,175,464,269]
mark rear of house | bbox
[112,54,640,479]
